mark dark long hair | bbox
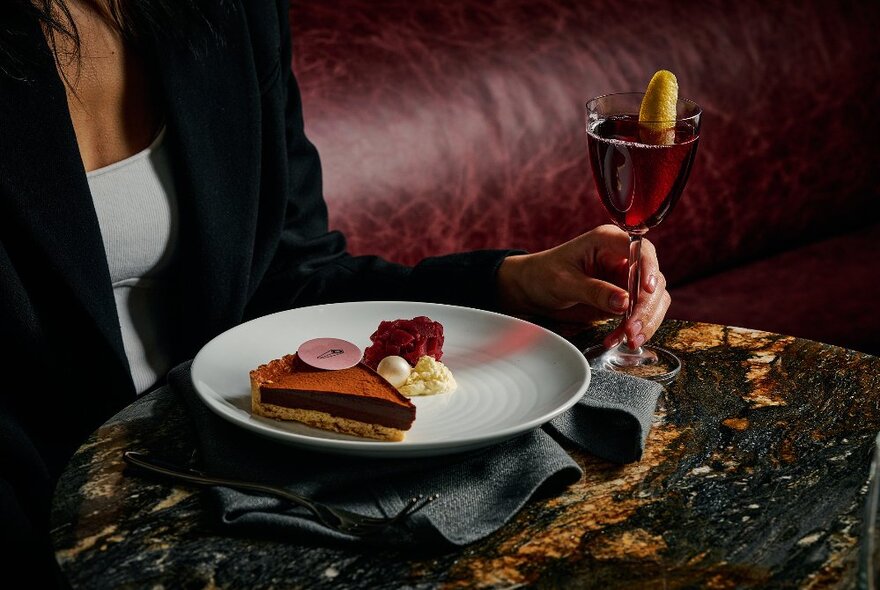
[0,0,226,81]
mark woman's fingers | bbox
[496,227,672,347]
[601,237,669,349]
[638,238,661,292]
[613,281,670,349]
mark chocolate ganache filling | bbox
[260,387,415,430]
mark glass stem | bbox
[624,233,643,344]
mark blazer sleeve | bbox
[244,2,522,320]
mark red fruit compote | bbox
[587,115,699,233]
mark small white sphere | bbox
[376,355,412,388]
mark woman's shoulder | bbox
[238,0,290,39]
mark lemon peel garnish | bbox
[639,70,678,145]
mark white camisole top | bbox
[86,127,179,394]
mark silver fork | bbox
[123,451,437,536]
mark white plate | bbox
[191,301,590,457]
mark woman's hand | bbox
[496,224,671,349]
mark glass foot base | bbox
[582,342,681,384]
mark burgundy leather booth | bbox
[289,0,880,355]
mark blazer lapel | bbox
[150,11,262,355]
[0,11,263,369]
[0,22,129,376]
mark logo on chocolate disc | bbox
[297,338,362,370]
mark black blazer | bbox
[0,0,512,572]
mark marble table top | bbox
[51,320,880,588]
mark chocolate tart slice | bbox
[250,354,416,441]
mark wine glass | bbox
[582,92,701,383]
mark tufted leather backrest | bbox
[290,0,880,286]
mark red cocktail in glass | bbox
[583,92,701,382]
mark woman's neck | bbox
[49,0,161,172]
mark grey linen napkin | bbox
[167,361,661,548]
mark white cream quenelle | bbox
[376,355,412,388]
[377,354,457,396]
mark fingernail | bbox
[633,333,647,348]
[611,292,628,311]
[630,320,643,335]
[647,274,658,292]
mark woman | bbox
[0,0,671,583]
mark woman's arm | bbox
[243,0,518,319]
